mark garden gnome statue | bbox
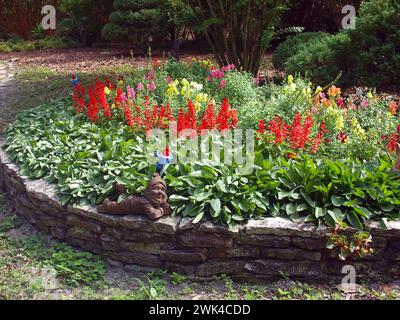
[156,147,173,173]
[98,173,170,220]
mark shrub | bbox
[59,0,114,46]
[188,0,289,75]
[278,0,400,90]
[272,32,329,70]
[349,0,400,90]
[0,42,11,53]
[102,0,170,50]
[284,32,354,86]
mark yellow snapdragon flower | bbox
[315,86,323,94]
[335,116,345,131]
[351,118,366,139]
[195,93,208,103]
[167,82,179,96]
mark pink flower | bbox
[137,82,144,91]
[361,100,369,108]
[219,80,226,89]
[127,85,136,100]
[253,76,261,85]
[221,64,235,72]
[120,92,128,104]
[146,70,155,81]
[147,81,156,92]
[311,107,318,114]
[165,76,173,84]
[337,97,344,108]
[209,69,224,80]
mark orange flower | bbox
[328,85,341,98]
[388,101,398,115]
[286,151,298,159]
[322,98,332,108]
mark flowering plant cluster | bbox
[262,75,400,159]
[258,113,328,155]
[207,64,235,90]
[166,79,209,111]
[72,77,238,136]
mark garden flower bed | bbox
[1,59,400,273]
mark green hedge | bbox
[274,0,400,90]
[272,32,329,70]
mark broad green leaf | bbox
[210,199,221,215]
[347,211,364,230]
[193,211,204,224]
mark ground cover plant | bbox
[0,37,69,53]
[4,59,400,230]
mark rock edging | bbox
[1,147,400,281]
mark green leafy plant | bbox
[171,272,186,285]
[22,236,105,286]
[327,224,374,261]
[0,216,22,233]
[278,0,400,90]
[135,275,167,300]
[48,244,105,286]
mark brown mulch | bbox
[0,47,280,79]
[0,47,215,74]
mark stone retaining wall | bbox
[1,147,400,281]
